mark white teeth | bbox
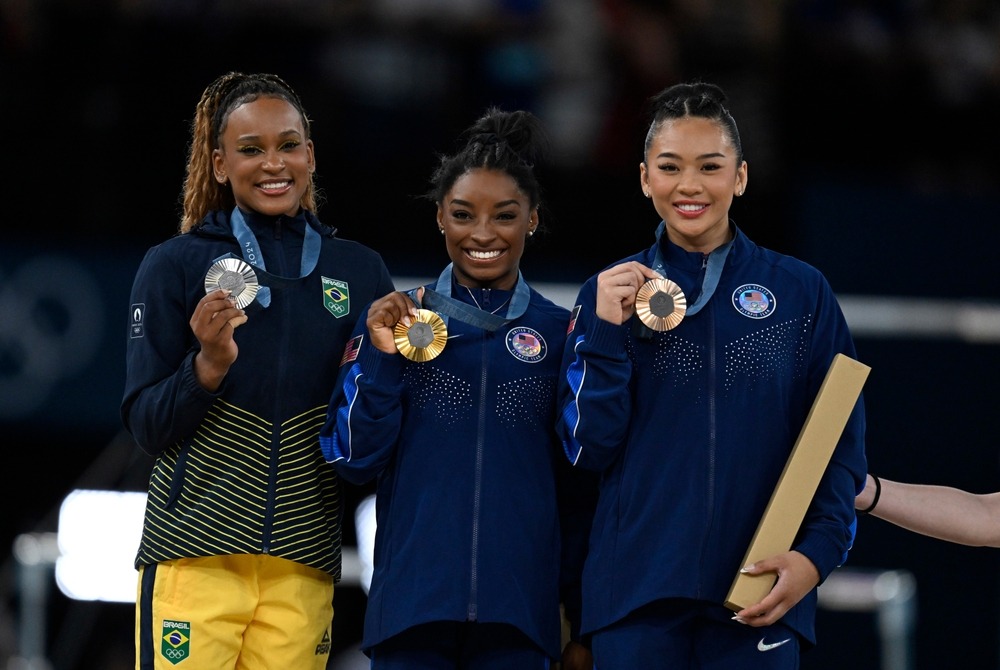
[677,204,705,212]
[260,181,289,190]
[468,250,502,259]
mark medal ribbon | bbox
[651,220,733,317]
[229,207,321,308]
[411,263,530,332]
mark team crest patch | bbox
[161,619,191,665]
[506,327,547,363]
[732,284,775,319]
[322,277,350,318]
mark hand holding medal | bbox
[392,287,448,362]
[204,257,258,328]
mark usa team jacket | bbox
[557,224,867,646]
[319,270,596,659]
[121,208,395,578]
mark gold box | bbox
[724,353,870,612]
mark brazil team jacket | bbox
[558,223,867,646]
[121,208,395,578]
[319,266,596,659]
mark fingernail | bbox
[740,564,754,573]
[731,616,747,624]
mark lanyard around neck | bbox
[414,263,530,332]
[651,221,733,317]
[229,207,321,308]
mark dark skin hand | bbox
[561,640,593,670]
[191,288,247,392]
[364,287,421,355]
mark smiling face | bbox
[639,116,747,253]
[212,96,315,218]
[437,168,537,289]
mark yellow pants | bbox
[135,554,335,670]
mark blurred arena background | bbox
[2,1,1000,668]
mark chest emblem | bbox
[732,284,775,319]
[323,277,350,318]
[506,327,547,363]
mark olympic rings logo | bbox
[162,648,188,660]
[0,253,104,419]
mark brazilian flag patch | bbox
[161,619,191,665]
[323,277,350,318]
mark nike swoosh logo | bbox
[758,638,791,652]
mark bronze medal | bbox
[394,309,448,362]
[204,258,260,309]
[636,277,686,331]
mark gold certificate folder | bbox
[724,353,871,612]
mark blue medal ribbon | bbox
[228,207,321,308]
[651,220,733,317]
[412,263,530,332]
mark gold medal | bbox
[636,277,686,331]
[204,258,259,309]
[394,309,448,362]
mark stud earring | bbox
[527,230,534,238]
[439,227,445,235]
[644,190,650,198]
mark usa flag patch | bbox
[340,335,363,366]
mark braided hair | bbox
[179,71,318,233]
[425,107,549,216]
[643,81,743,165]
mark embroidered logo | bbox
[567,305,581,335]
[316,629,332,655]
[322,277,350,318]
[340,335,363,367]
[130,303,145,339]
[732,284,775,319]
[757,637,791,652]
[161,619,191,665]
[506,327,547,363]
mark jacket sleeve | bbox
[556,278,635,472]
[120,245,221,456]
[792,275,868,582]
[320,320,407,486]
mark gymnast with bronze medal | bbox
[555,81,866,669]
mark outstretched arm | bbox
[857,473,1000,547]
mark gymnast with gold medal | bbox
[320,108,595,670]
